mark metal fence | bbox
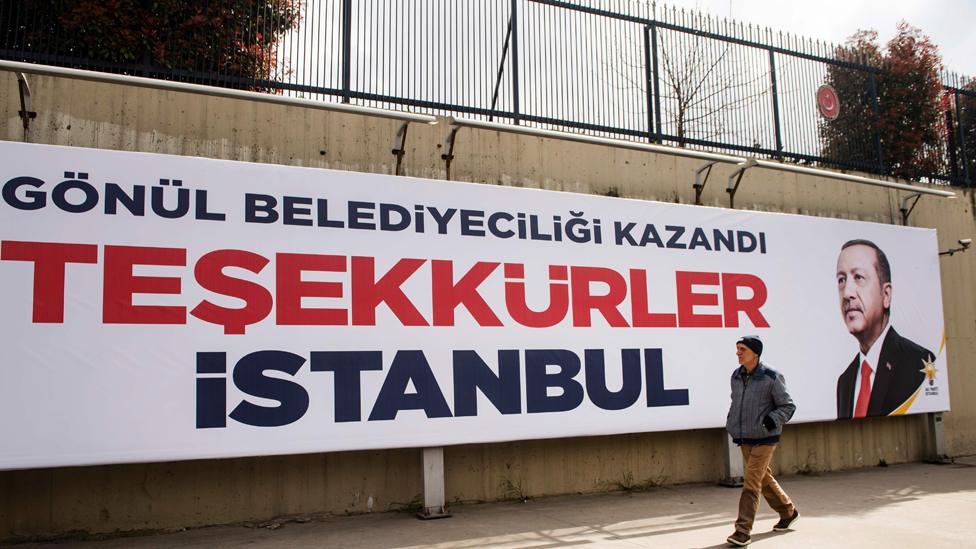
[2,0,973,185]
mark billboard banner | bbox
[0,141,950,470]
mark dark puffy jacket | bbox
[726,362,795,443]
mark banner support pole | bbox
[719,433,744,487]
[925,413,952,464]
[418,447,451,519]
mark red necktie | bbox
[854,360,872,418]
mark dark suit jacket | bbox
[836,326,932,419]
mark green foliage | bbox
[820,23,946,180]
[4,0,301,90]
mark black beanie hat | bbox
[737,335,763,357]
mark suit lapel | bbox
[867,329,897,416]
[838,356,859,419]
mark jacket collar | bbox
[735,361,765,378]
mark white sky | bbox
[664,0,976,79]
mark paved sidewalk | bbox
[15,457,976,548]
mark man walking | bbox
[725,335,799,546]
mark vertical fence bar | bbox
[551,4,559,125]
[947,97,960,180]
[768,48,783,157]
[137,0,154,79]
[868,72,884,173]
[643,25,655,142]
[957,89,972,186]
[650,22,662,139]
[510,0,521,125]
[488,14,513,121]
[340,0,352,103]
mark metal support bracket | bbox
[16,72,37,142]
[939,238,972,256]
[719,433,744,487]
[924,412,953,464]
[441,124,461,181]
[391,122,410,176]
[418,447,451,519]
[726,157,758,209]
[900,193,922,226]
[693,160,718,205]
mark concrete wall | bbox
[2,72,974,541]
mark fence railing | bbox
[2,0,973,186]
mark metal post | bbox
[768,49,783,158]
[643,26,655,143]
[441,124,461,180]
[868,73,884,173]
[650,22,662,139]
[899,193,921,226]
[720,434,744,487]
[16,72,36,143]
[510,0,520,125]
[137,0,153,78]
[946,105,960,180]
[418,447,451,519]
[340,0,353,103]
[488,18,514,122]
[726,157,758,209]
[925,413,952,464]
[956,90,971,186]
[693,160,718,206]
[391,122,410,176]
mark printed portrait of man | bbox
[835,239,932,419]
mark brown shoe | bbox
[726,531,751,546]
[773,509,800,531]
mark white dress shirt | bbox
[852,321,892,405]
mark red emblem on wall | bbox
[817,85,840,119]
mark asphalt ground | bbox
[12,456,976,548]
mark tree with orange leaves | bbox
[820,22,945,181]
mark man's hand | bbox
[763,415,777,431]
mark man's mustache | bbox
[842,301,863,314]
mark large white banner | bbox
[0,142,949,470]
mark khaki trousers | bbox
[735,443,795,535]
